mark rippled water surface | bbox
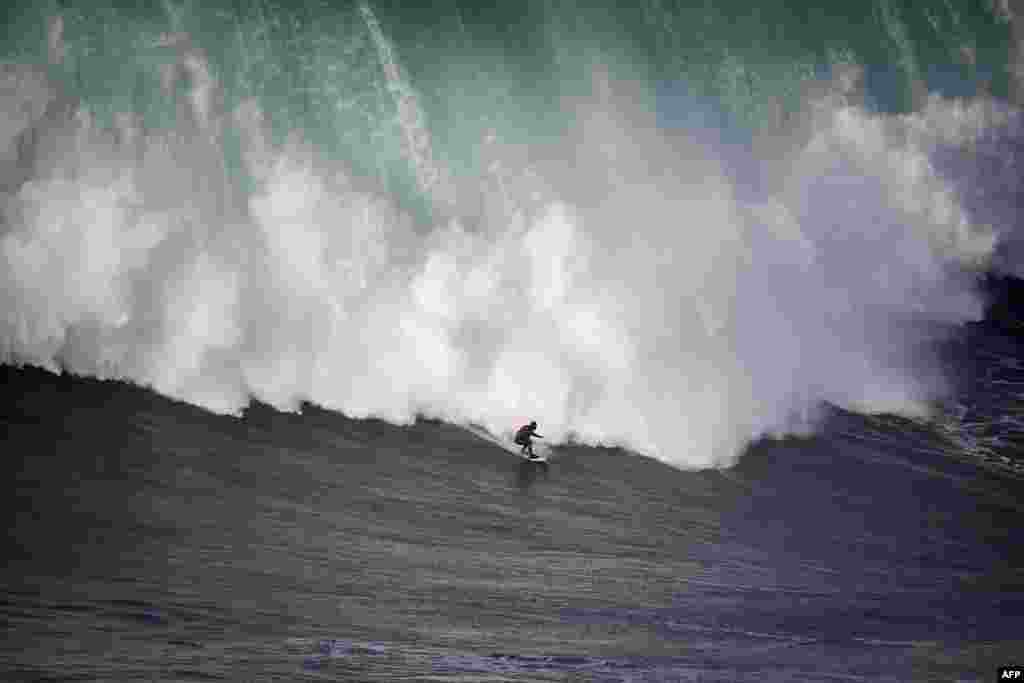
[4,355,1023,682]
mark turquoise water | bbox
[2,0,1015,216]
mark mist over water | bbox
[1,2,1022,466]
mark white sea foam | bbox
[1,13,1019,467]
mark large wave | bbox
[1,4,1021,466]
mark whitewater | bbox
[3,2,1020,466]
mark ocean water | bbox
[3,327,1023,682]
[2,1,1024,680]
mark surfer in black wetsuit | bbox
[514,421,543,459]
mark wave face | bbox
[2,1,1023,466]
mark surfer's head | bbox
[529,420,537,428]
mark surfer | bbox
[514,421,543,459]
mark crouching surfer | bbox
[514,421,544,459]
[514,420,548,479]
